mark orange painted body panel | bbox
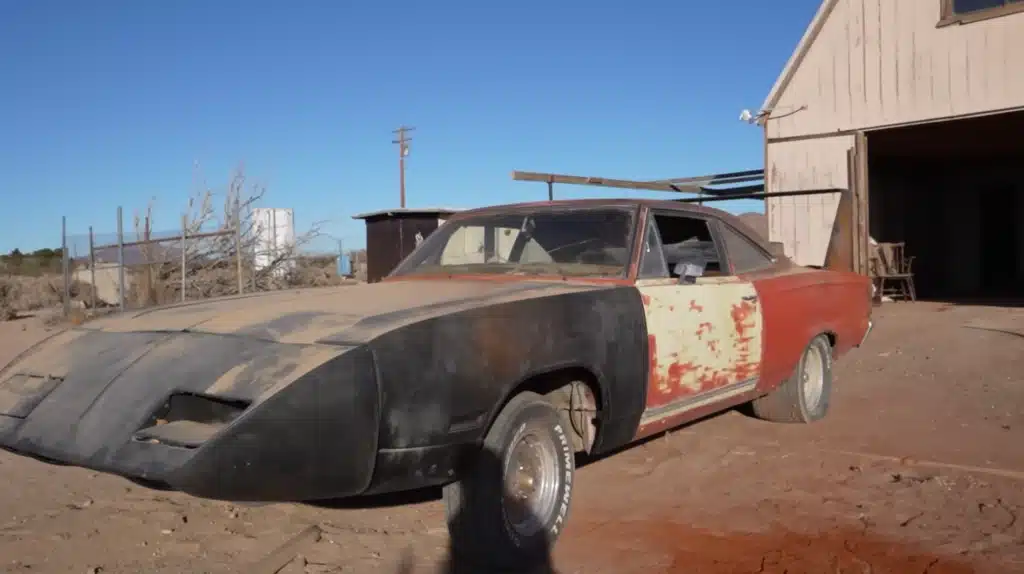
[748,266,872,393]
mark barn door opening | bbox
[980,184,1019,295]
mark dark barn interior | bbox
[868,110,1024,300]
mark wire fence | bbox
[51,206,355,318]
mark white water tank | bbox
[253,208,296,276]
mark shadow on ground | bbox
[391,446,559,574]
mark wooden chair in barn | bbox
[874,242,916,302]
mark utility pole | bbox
[392,126,415,208]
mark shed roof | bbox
[351,207,463,220]
[759,0,838,121]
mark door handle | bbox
[741,294,759,302]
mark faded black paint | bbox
[365,286,647,456]
[172,346,380,501]
[0,281,649,503]
[0,331,378,502]
[234,311,335,340]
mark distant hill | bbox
[737,212,768,240]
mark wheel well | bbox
[496,367,602,454]
[823,331,838,349]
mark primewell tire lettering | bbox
[550,422,573,536]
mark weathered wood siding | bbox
[766,135,854,266]
[768,0,1024,140]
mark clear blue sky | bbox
[0,0,818,255]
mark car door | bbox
[635,209,764,435]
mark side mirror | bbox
[673,261,704,284]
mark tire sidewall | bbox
[490,400,575,554]
[798,335,833,421]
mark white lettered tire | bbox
[443,391,574,569]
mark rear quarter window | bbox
[719,223,775,274]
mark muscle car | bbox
[0,199,873,568]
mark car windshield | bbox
[390,206,637,278]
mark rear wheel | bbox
[751,334,833,423]
[443,391,574,570]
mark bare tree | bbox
[128,163,329,307]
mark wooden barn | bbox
[761,0,1024,299]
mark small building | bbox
[761,0,1024,299]
[352,208,461,283]
[72,244,181,306]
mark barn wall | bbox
[767,0,1024,140]
[766,134,854,266]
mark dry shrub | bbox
[0,274,98,321]
[0,275,61,314]
[270,259,346,290]
[128,258,347,308]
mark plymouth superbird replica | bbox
[0,199,872,568]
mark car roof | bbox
[447,198,773,252]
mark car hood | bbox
[83,279,606,346]
[0,279,610,471]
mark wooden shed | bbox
[352,208,461,283]
[760,0,1024,299]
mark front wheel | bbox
[443,391,574,570]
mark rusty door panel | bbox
[636,277,763,421]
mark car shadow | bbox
[305,487,442,510]
[394,445,559,574]
[574,407,740,468]
[315,409,744,572]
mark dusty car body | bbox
[0,199,872,567]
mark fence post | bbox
[342,237,350,278]
[181,214,187,303]
[235,196,243,295]
[61,216,70,318]
[88,226,96,312]
[117,206,125,312]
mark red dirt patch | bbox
[560,516,974,574]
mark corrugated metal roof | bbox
[351,207,463,220]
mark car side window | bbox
[637,216,669,278]
[641,213,724,278]
[718,223,775,274]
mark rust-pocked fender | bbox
[750,267,872,391]
[357,284,650,456]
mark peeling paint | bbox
[731,301,757,338]
[638,279,764,412]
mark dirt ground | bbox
[1,302,1023,574]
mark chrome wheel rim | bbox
[801,344,826,410]
[503,431,560,537]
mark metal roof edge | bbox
[760,0,840,117]
[351,207,464,220]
